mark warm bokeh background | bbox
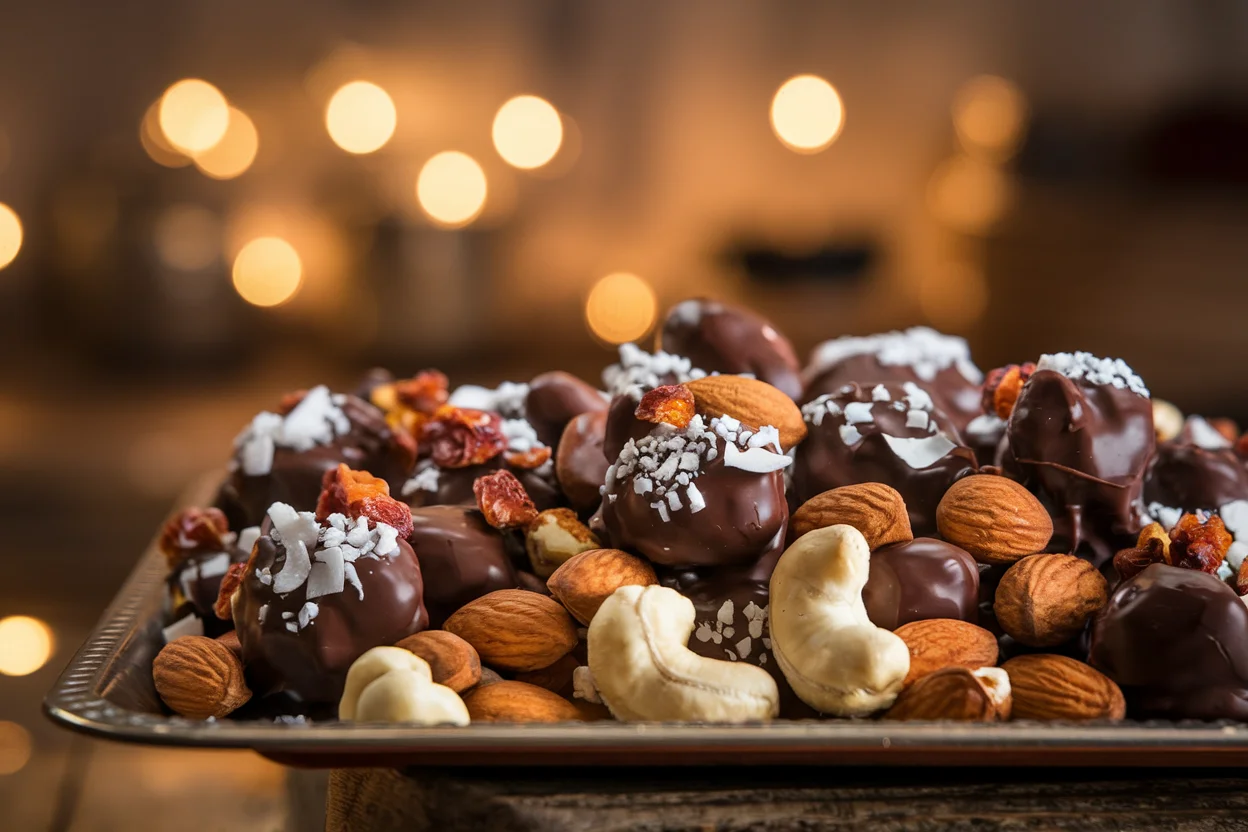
[3,1,1248,827]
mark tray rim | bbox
[43,479,1248,766]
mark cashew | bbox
[769,524,910,716]
[339,646,470,726]
[587,584,779,722]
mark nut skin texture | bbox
[1003,654,1125,721]
[393,630,482,694]
[443,589,579,672]
[525,509,601,578]
[153,636,251,720]
[884,667,1008,722]
[936,475,1054,564]
[994,554,1108,648]
[462,680,586,723]
[789,483,913,549]
[684,375,807,451]
[894,619,999,687]
[546,548,659,626]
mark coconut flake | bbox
[602,343,707,395]
[272,540,313,594]
[402,461,441,497]
[839,424,863,446]
[448,381,530,418]
[306,546,345,599]
[805,327,982,385]
[1187,416,1231,450]
[298,602,319,629]
[650,501,671,523]
[1036,352,1149,398]
[375,523,400,557]
[871,384,891,402]
[882,434,957,469]
[237,526,262,554]
[343,562,364,600]
[905,410,930,431]
[722,442,793,473]
[687,482,706,513]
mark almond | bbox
[884,666,1009,721]
[461,680,586,723]
[525,508,600,578]
[1002,654,1125,721]
[153,636,251,719]
[994,554,1108,647]
[511,652,580,699]
[685,375,807,450]
[790,483,913,549]
[936,475,1053,564]
[394,630,482,693]
[444,590,579,672]
[547,548,658,626]
[894,618,999,686]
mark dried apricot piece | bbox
[635,384,696,429]
[473,470,538,530]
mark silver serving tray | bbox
[44,482,1248,767]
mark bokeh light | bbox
[416,151,488,228]
[325,81,397,154]
[919,260,989,331]
[0,722,32,776]
[770,74,845,153]
[492,95,563,170]
[154,204,221,271]
[158,79,230,154]
[140,99,192,168]
[0,204,22,270]
[952,75,1029,160]
[0,615,54,676]
[927,154,1014,234]
[193,107,258,179]
[232,237,302,307]
[585,272,657,344]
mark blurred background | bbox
[4,0,1248,827]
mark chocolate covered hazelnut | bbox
[525,371,608,448]
[862,538,980,630]
[556,409,610,513]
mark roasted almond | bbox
[884,666,1009,721]
[994,554,1108,647]
[462,680,586,723]
[394,630,482,693]
[153,636,251,720]
[894,618,999,687]
[936,475,1053,564]
[790,483,913,549]
[547,548,658,626]
[685,375,807,450]
[444,589,579,672]
[1003,654,1125,721]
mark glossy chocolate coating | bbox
[1144,420,1248,515]
[602,435,788,569]
[792,382,976,535]
[603,390,654,463]
[404,457,560,512]
[1007,369,1154,565]
[556,409,611,513]
[1088,563,1248,720]
[862,538,979,630]
[234,535,429,706]
[217,395,414,531]
[659,298,802,400]
[169,546,249,636]
[407,505,517,627]
[525,371,608,449]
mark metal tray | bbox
[44,482,1248,768]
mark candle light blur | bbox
[158,79,230,155]
[952,75,1029,161]
[0,616,54,677]
[926,154,1014,234]
[193,107,259,180]
[770,74,845,154]
[585,272,657,344]
[231,237,303,307]
[325,81,397,155]
[140,100,192,168]
[416,151,488,227]
[0,204,22,270]
[154,204,221,272]
[0,722,31,776]
[492,95,563,170]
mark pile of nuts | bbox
[149,298,1248,726]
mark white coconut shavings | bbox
[401,460,441,497]
[839,424,863,445]
[502,418,543,453]
[965,413,1006,439]
[234,386,352,477]
[801,395,844,427]
[723,443,792,473]
[602,343,708,396]
[671,299,704,327]
[1036,352,1149,398]
[1186,416,1230,450]
[883,434,959,469]
[871,384,891,402]
[448,381,530,419]
[805,327,982,385]
[237,526,261,555]
[901,381,934,411]
[297,602,319,629]
[906,410,930,430]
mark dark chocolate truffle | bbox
[525,371,608,449]
[659,298,802,400]
[793,382,976,535]
[556,409,611,513]
[862,538,980,630]
[1088,563,1248,721]
[603,390,657,463]
[407,505,518,627]
[168,537,253,636]
[1007,354,1154,565]
[602,414,789,569]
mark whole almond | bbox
[1003,654,1125,721]
[153,635,251,719]
[884,666,1008,721]
[462,680,586,723]
[790,483,913,549]
[685,375,807,450]
[512,652,580,699]
[547,548,658,626]
[894,618,999,686]
[444,589,579,672]
[994,554,1108,647]
[394,630,481,693]
[936,475,1053,564]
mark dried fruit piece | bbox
[158,508,231,569]
[504,446,553,470]
[1169,513,1232,574]
[982,362,1036,420]
[473,470,538,529]
[1237,558,1248,597]
[421,406,507,468]
[153,636,251,719]
[1112,522,1170,580]
[372,370,450,435]
[994,554,1108,647]
[1003,654,1125,721]
[315,463,414,539]
[214,562,247,621]
[1211,417,1240,443]
[635,384,696,429]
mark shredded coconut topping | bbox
[234,386,352,477]
[1036,352,1149,398]
[448,381,530,419]
[805,327,982,385]
[1185,416,1230,450]
[602,343,708,396]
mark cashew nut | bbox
[769,524,910,716]
[587,584,779,722]
[339,646,470,726]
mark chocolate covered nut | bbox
[407,505,517,628]
[525,371,608,448]
[862,538,980,630]
[556,409,611,513]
